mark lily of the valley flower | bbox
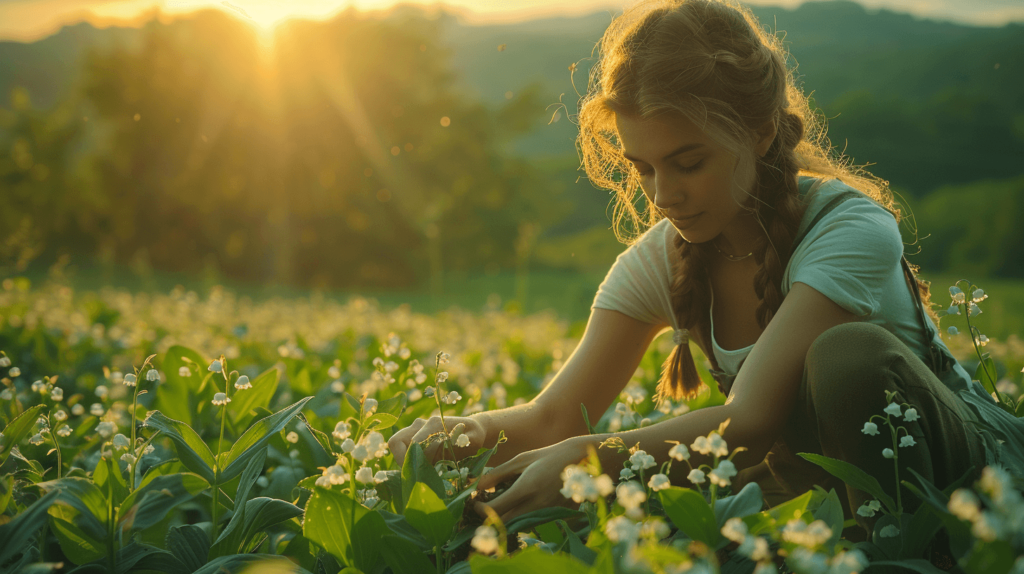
[604,516,641,545]
[648,473,671,491]
[333,421,351,440]
[903,408,919,422]
[629,450,656,471]
[668,443,690,461]
[948,326,959,336]
[688,468,706,485]
[882,448,895,459]
[861,422,879,436]
[50,387,63,401]
[212,392,230,406]
[560,464,614,503]
[883,402,902,417]
[234,375,251,390]
[471,525,500,554]
[899,435,916,448]
[709,460,738,487]
[146,369,160,381]
[615,481,647,519]
[208,360,222,373]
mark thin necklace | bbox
[712,240,755,261]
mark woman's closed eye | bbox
[633,160,704,177]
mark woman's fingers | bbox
[475,477,532,523]
[388,418,426,466]
[475,452,528,492]
[409,416,444,447]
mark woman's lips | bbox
[671,213,702,228]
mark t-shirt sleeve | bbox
[788,198,904,317]
[591,220,676,327]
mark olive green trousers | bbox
[733,321,988,538]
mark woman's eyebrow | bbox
[623,142,704,163]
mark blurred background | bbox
[1,0,1023,337]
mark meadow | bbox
[0,271,1022,574]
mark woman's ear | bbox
[754,119,778,158]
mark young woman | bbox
[388,0,1022,538]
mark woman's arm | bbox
[389,308,664,466]
[476,308,665,466]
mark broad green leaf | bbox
[37,477,108,542]
[303,487,389,572]
[143,411,217,483]
[156,346,207,426]
[404,482,455,548]
[378,509,431,551]
[167,524,211,571]
[117,472,209,533]
[713,481,763,527]
[797,452,897,514]
[868,559,952,574]
[743,490,813,536]
[965,539,1016,573]
[468,545,591,573]
[400,443,445,511]
[0,404,46,466]
[0,474,12,513]
[659,486,721,546]
[377,392,408,418]
[192,554,313,574]
[214,497,302,556]
[114,541,190,574]
[93,456,129,509]
[49,515,105,565]
[220,397,312,481]
[811,486,845,552]
[461,430,507,479]
[974,358,998,395]
[0,489,59,565]
[380,534,435,574]
[363,412,398,431]
[138,459,186,490]
[228,366,279,427]
[210,448,267,558]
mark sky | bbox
[0,0,1022,42]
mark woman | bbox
[388,0,1021,539]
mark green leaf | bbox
[156,346,207,426]
[377,393,408,418]
[797,452,897,514]
[743,490,814,536]
[143,411,217,484]
[117,472,209,534]
[810,486,845,552]
[209,448,266,558]
[220,397,312,482]
[229,366,279,428]
[219,497,302,555]
[380,534,435,574]
[192,554,313,574]
[0,489,59,565]
[167,524,211,571]
[659,486,720,546]
[713,481,763,527]
[93,455,130,510]
[303,487,389,572]
[974,357,998,395]
[965,539,1017,573]
[461,430,507,480]
[867,559,952,574]
[400,442,445,511]
[363,412,399,431]
[0,404,46,466]
[37,477,108,542]
[404,482,455,549]
[114,541,190,574]
[580,403,598,435]
[468,545,591,573]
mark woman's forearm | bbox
[471,399,577,466]
[574,402,772,484]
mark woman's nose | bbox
[653,177,685,213]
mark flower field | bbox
[1,277,1022,574]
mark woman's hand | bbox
[388,415,486,466]
[472,436,592,523]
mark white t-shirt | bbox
[590,175,974,393]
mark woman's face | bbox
[615,111,771,246]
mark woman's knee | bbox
[804,322,899,396]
